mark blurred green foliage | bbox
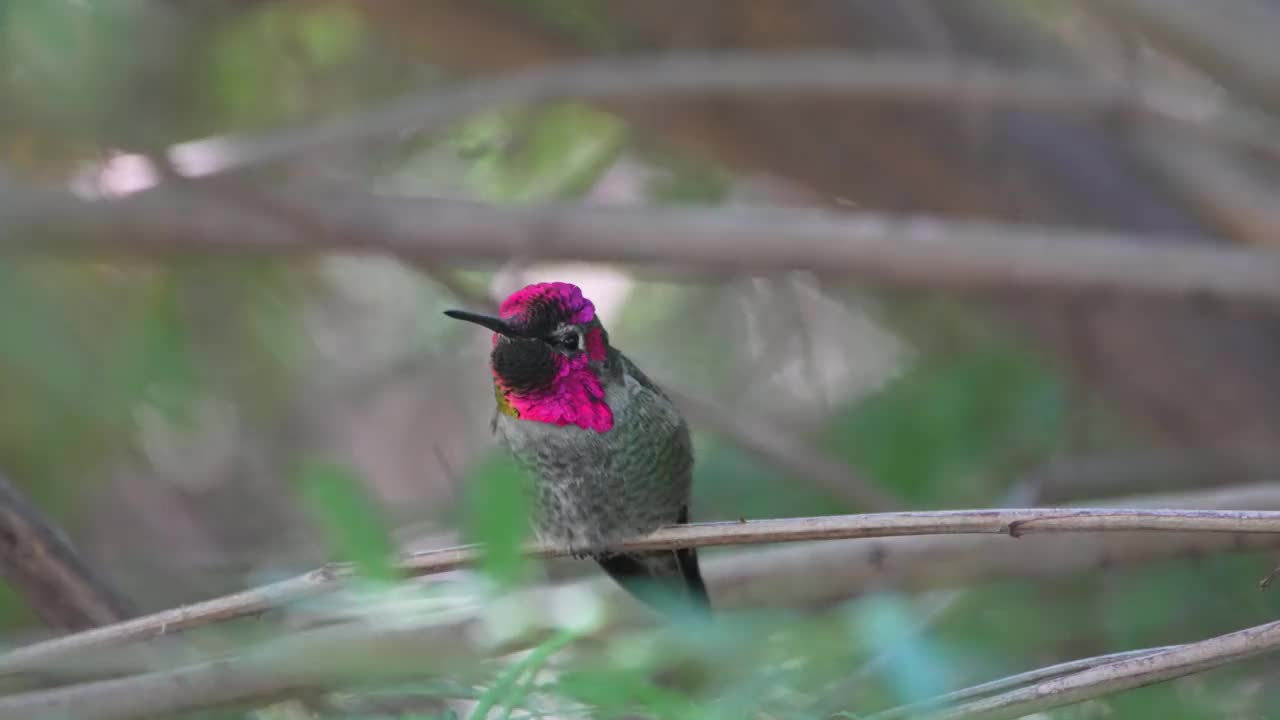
[458,103,627,203]
[298,459,395,582]
[461,453,533,589]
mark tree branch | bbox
[169,51,1280,177]
[0,470,137,630]
[863,645,1183,720]
[1085,0,1280,117]
[908,619,1280,720]
[5,500,1280,679]
[7,186,1280,309]
[5,561,1280,720]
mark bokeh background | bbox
[2,2,1280,718]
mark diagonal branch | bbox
[904,619,1280,720]
[1085,0,1280,118]
[863,645,1183,720]
[4,568,1280,720]
[4,503,1280,679]
[0,470,137,631]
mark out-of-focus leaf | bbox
[555,666,694,719]
[828,341,1066,504]
[297,4,365,68]
[853,594,950,704]
[462,452,532,588]
[2,2,134,132]
[464,103,626,203]
[202,2,373,129]
[644,152,731,206]
[298,458,395,582]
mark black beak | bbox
[443,309,520,336]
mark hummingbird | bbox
[445,281,710,615]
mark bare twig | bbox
[6,186,1280,309]
[862,645,1181,720]
[0,470,137,630]
[168,51,1280,176]
[906,619,1280,720]
[5,566,1280,720]
[5,503,1280,679]
[0,607,484,720]
[1085,0,1280,117]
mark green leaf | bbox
[462,452,532,588]
[463,103,626,203]
[297,458,395,581]
[853,594,950,704]
[469,629,579,720]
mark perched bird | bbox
[445,282,709,615]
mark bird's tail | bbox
[595,546,711,616]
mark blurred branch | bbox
[6,525,1280,720]
[864,645,1182,720]
[0,608,481,720]
[0,470,137,630]
[1086,0,1280,116]
[1142,138,1280,250]
[901,618,1280,720]
[175,51,1280,176]
[6,497,1280,680]
[7,186,1280,308]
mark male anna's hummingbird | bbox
[445,282,710,614]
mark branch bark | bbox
[5,496,1280,679]
[863,645,1182,720]
[4,550,1280,720]
[6,186,1280,309]
[913,619,1280,720]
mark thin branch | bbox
[5,503,1280,679]
[713,481,1280,608]
[0,608,483,720]
[863,645,1181,720]
[0,470,137,630]
[168,51,1280,176]
[1084,0,1280,117]
[5,575,1280,720]
[7,186,1280,309]
[909,619,1280,720]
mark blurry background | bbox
[2,1,1280,718]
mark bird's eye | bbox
[558,332,580,351]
